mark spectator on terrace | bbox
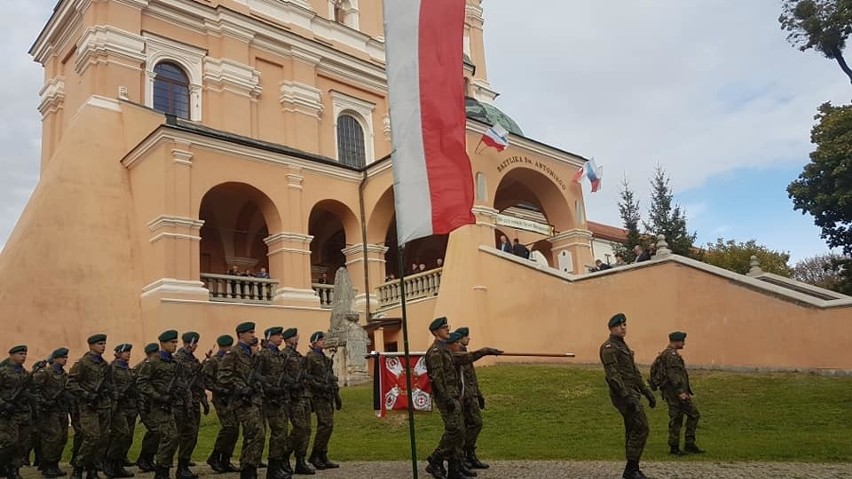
[634,245,651,263]
[512,238,530,259]
[436,258,444,268]
[498,235,512,253]
[256,267,270,279]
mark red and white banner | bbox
[377,353,432,417]
[383,0,475,245]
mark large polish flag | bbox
[383,0,476,245]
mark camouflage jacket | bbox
[305,348,337,400]
[202,351,230,403]
[174,348,206,405]
[600,335,650,398]
[425,341,488,404]
[281,345,310,399]
[110,359,137,412]
[217,342,262,406]
[0,361,35,414]
[136,351,184,407]
[67,352,112,410]
[658,346,693,396]
[257,344,288,404]
[33,363,69,413]
[458,346,481,400]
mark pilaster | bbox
[548,229,594,275]
[265,232,320,307]
[342,243,389,314]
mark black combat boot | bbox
[266,460,288,479]
[120,459,133,468]
[220,453,239,473]
[293,458,314,475]
[446,459,473,479]
[306,453,326,471]
[465,448,489,469]
[111,461,134,478]
[85,467,100,479]
[669,445,685,456]
[153,466,170,479]
[175,460,197,479]
[135,454,155,474]
[318,453,338,469]
[71,467,84,479]
[425,454,447,479]
[684,444,705,454]
[43,461,68,478]
[279,455,292,476]
[205,452,224,474]
[458,459,477,478]
[239,466,257,479]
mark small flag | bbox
[480,124,509,152]
[572,160,603,192]
[572,164,586,183]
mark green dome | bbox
[465,97,524,136]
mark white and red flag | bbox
[383,0,475,245]
[377,353,432,417]
[479,124,510,152]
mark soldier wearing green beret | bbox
[136,330,181,479]
[67,334,112,479]
[217,322,265,478]
[0,345,41,479]
[306,331,341,471]
[600,314,656,479]
[33,348,70,478]
[255,326,291,479]
[655,331,704,456]
[105,344,136,478]
[424,318,502,479]
[454,327,489,472]
[133,344,162,473]
[280,328,314,475]
[202,335,239,474]
[173,332,208,479]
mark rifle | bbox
[0,361,46,417]
[238,353,263,404]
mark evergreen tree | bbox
[615,176,643,262]
[643,165,697,256]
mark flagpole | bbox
[397,244,419,479]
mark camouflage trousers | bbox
[434,399,465,460]
[310,397,334,455]
[74,405,111,469]
[263,401,289,460]
[232,402,264,468]
[0,411,32,467]
[175,403,200,462]
[663,391,700,448]
[38,409,69,463]
[70,406,82,465]
[149,406,179,468]
[138,406,160,460]
[610,392,649,462]
[107,408,136,461]
[285,397,312,458]
[462,397,483,451]
[212,398,238,459]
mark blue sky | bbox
[0,0,845,264]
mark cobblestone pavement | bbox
[24,461,851,479]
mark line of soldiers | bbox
[0,322,342,479]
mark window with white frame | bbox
[337,114,366,168]
[153,62,190,119]
[329,0,360,29]
[331,91,375,166]
[143,33,205,121]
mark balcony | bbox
[312,283,334,308]
[201,273,277,304]
[377,267,442,309]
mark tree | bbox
[701,238,792,276]
[643,166,697,257]
[792,253,846,290]
[615,176,643,262]
[779,0,852,84]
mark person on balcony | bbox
[512,239,530,259]
[498,235,512,253]
[255,268,270,279]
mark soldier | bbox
[104,344,136,478]
[67,334,113,479]
[134,343,161,473]
[136,330,181,479]
[306,331,341,471]
[34,347,70,479]
[203,335,239,474]
[600,313,656,479]
[173,332,209,479]
[454,327,489,471]
[280,328,313,476]
[256,327,291,479]
[425,318,501,479]
[656,331,704,456]
[0,345,41,479]
[217,322,264,479]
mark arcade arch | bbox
[307,199,360,284]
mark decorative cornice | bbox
[147,215,204,232]
[38,77,66,116]
[141,278,208,298]
[75,25,146,75]
[280,81,323,118]
[203,57,262,98]
[264,232,314,245]
[550,228,594,243]
[341,243,389,257]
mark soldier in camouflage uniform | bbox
[255,327,291,479]
[600,313,657,479]
[105,344,136,478]
[454,327,489,471]
[656,331,704,456]
[174,332,209,479]
[280,328,313,476]
[202,335,239,474]
[67,334,113,479]
[134,343,161,473]
[424,318,501,479]
[217,322,264,479]
[34,347,71,479]
[0,345,42,479]
[305,331,341,472]
[136,330,181,479]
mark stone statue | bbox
[326,267,370,385]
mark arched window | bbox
[153,62,190,119]
[337,114,366,168]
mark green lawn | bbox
[73,365,852,463]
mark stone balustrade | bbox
[312,283,334,308]
[201,273,277,303]
[378,267,443,308]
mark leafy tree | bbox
[615,176,643,262]
[643,166,697,256]
[779,0,852,83]
[701,238,792,276]
[792,253,845,290]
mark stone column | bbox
[548,229,594,275]
[265,232,320,307]
[342,243,389,314]
[471,205,499,247]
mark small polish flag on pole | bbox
[478,124,510,153]
[572,159,603,193]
